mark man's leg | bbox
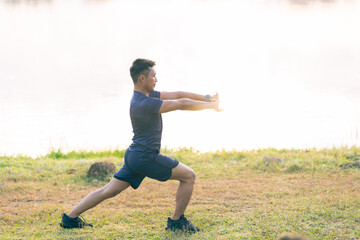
[169,162,196,220]
[68,178,130,218]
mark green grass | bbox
[1,147,360,239]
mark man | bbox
[60,58,221,232]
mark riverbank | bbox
[1,148,359,239]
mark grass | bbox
[1,147,360,239]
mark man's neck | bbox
[134,86,150,96]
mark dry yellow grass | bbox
[1,148,360,239]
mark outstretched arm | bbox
[160,91,216,102]
[159,94,222,114]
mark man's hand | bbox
[210,93,219,102]
[213,93,223,112]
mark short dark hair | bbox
[130,58,156,84]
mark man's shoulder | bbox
[149,91,161,99]
[131,91,160,102]
[131,94,162,114]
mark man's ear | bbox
[138,75,145,84]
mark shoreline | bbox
[1,145,359,159]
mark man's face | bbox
[144,67,157,92]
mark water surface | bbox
[0,0,359,156]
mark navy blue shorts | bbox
[114,149,179,189]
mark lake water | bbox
[1,0,360,157]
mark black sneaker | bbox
[59,213,93,229]
[165,214,200,232]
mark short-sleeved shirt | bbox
[128,90,163,152]
[114,90,179,189]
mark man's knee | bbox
[171,163,196,183]
[183,169,196,184]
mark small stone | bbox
[66,169,77,174]
[87,161,116,178]
[263,156,283,165]
[339,160,360,169]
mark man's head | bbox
[130,58,156,84]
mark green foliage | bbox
[285,163,305,173]
[1,147,360,185]
[46,149,125,160]
[337,151,360,169]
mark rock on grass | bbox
[87,161,116,178]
